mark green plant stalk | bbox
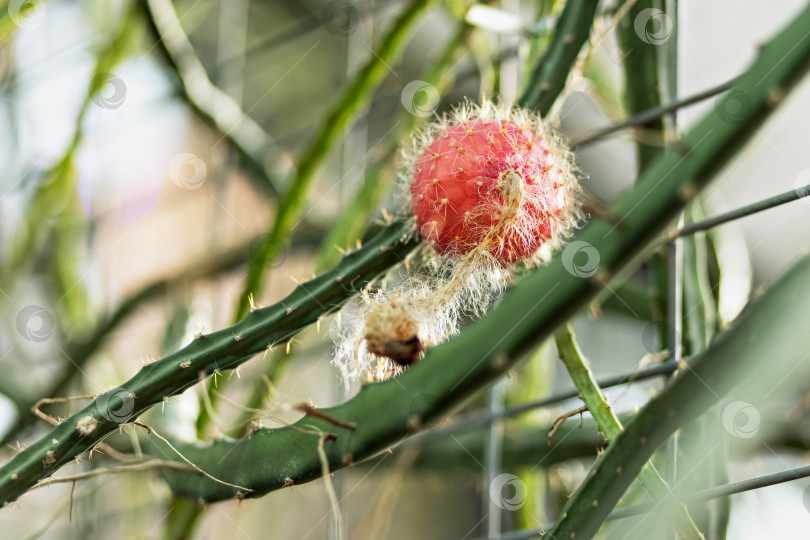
[0,221,418,504]
[162,498,202,540]
[5,2,137,278]
[553,324,703,540]
[0,0,41,44]
[51,212,93,332]
[616,0,665,166]
[314,20,470,272]
[679,203,727,536]
[234,0,434,321]
[546,254,810,538]
[661,5,682,520]
[142,6,810,502]
[142,0,290,198]
[519,0,598,112]
[683,205,717,354]
[510,342,555,529]
[616,0,671,371]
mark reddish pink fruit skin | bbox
[410,119,567,266]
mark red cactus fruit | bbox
[410,115,574,266]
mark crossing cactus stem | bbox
[519,0,600,113]
[149,5,810,504]
[554,325,704,540]
[0,221,419,505]
[547,254,810,539]
[235,0,434,321]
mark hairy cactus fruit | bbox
[409,103,579,266]
[333,103,580,385]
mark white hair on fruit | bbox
[331,100,582,386]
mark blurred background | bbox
[1,0,810,538]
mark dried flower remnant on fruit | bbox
[331,288,452,384]
[364,294,424,366]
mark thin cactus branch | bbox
[238,3,385,64]
[413,358,684,442]
[136,7,810,503]
[571,78,736,147]
[546,254,810,537]
[552,326,629,443]
[0,220,418,505]
[615,0,665,166]
[672,183,810,239]
[588,461,810,525]
[142,0,293,198]
[519,0,599,113]
[553,324,703,539]
[679,203,723,533]
[0,227,324,447]
[235,0,434,321]
[497,461,810,540]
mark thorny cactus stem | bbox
[0,221,420,506]
[554,324,704,539]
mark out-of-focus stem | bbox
[553,324,704,540]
